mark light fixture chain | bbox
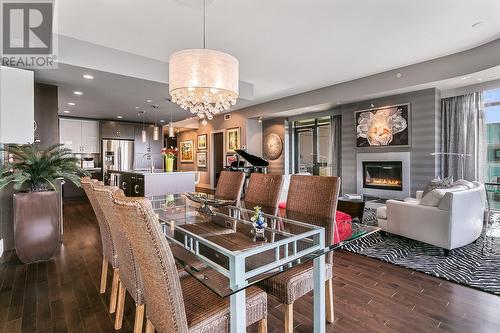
[202,0,206,49]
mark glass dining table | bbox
[149,193,380,333]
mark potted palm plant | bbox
[0,144,88,263]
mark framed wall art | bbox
[196,152,207,167]
[197,134,207,150]
[355,103,410,148]
[226,127,240,152]
[179,140,194,162]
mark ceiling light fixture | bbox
[146,99,152,103]
[140,111,147,143]
[68,102,75,106]
[168,0,239,122]
[83,74,94,79]
[152,105,160,141]
[167,99,175,138]
[63,110,70,114]
[73,91,83,95]
[461,76,470,80]
[116,115,123,119]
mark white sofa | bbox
[376,182,486,252]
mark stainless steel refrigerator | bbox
[102,139,134,185]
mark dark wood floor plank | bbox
[2,200,500,333]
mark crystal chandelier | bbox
[168,0,239,121]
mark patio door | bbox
[294,116,340,176]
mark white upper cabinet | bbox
[81,120,99,153]
[60,118,100,153]
[0,66,34,144]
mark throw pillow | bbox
[422,176,454,197]
[420,188,450,207]
[453,179,474,189]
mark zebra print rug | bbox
[344,211,500,295]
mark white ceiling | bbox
[43,0,500,120]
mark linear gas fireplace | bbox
[356,152,410,199]
[363,161,403,191]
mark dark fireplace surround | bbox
[362,161,403,191]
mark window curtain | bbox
[440,92,486,181]
[328,115,341,176]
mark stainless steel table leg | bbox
[230,289,246,333]
[313,254,326,333]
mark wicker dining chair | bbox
[215,171,245,204]
[93,185,145,332]
[259,174,341,333]
[244,173,284,215]
[111,191,268,333]
[81,177,120,314]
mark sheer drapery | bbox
[328,116,341,176]
[440,92,486,181]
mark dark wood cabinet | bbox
[101,121,135,140]
[133,124,163,170]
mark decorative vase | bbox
[13,191,60,263]
[165,157,174,172]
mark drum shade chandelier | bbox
[168,0,239,121]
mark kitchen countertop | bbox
[108,169,197,176]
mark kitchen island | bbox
[108,170,196,197]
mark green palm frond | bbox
[0,143,90,192]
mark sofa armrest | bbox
[416,191,424,200]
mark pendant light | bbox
[152,105,160,141]
[168,0,239,121]
[167,98,175,138]
[140,111,147,143]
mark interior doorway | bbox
[213,132,224,187]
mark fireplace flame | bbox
[366,178,402,186]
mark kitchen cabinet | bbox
[81,120,100,153]
[0,67,34,144]
[59,118,99,153]
[134,124,162,170]
[101,121,135,140]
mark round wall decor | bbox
[263,133,283,160]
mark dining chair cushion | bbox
[259,261,332,305]
[182,277,267,333]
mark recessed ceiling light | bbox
[460,76,470,80]
[63,110,70,114]
[159,119,165,123]
[472,21,484,28]
[395,72,402,79]
[116,115,123,119]
[73,91,83,95]
[477,78,483,81]
[135,106,140,109]
[67,102,76,106]
[146,99,152,103]
[83,74,94,79]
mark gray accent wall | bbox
[340,88,440,195]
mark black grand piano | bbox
[225,149,269,175]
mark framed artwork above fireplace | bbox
[355,103,410,148]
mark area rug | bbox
[344,211,500,295]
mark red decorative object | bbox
[334,211,353,244]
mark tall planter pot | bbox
[13,191,60,263]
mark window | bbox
[293,116,340,176]
[485,88,500,210]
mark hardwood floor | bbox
[1,200,499,333]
